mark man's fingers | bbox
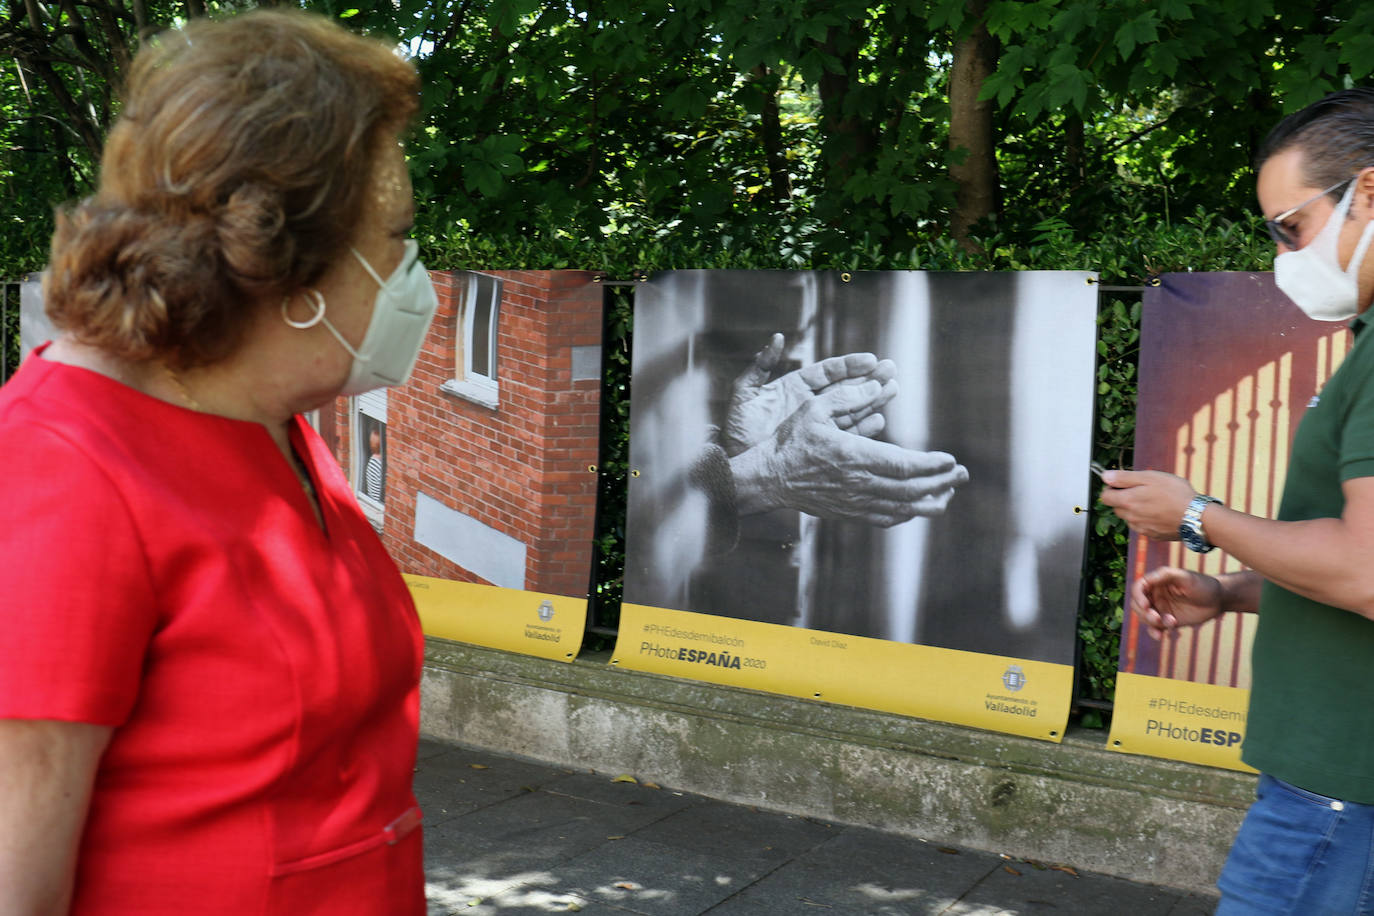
[831,430,963,481]
[796,352,879,390]
[910,487,959,517]
[817,379,891,421]
[848,413,886,438]
[755,333,784,372]
[1101,468,1157,488]
[832,491,959,527]
[833,380,898,430]
[733,332,785,392]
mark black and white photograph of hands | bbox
[623,270,1096,664]
[722,332,970,527]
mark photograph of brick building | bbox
[322,269,604,604]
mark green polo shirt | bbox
[1243,310,1374,802]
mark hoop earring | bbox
[281,289,327,329]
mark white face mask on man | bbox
[1274,181,1374,322]
[282,239,440,395]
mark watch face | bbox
[1179,522,1214,553]
[1179,495,1220,553]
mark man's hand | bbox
[731,381,969,526]
[1099,469,1198,541]
[723,333,896,456]
[1131,567,1225,640]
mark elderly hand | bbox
[722,333,897,456]
[730,380,969,526]
[1098,469,1197,541]
[1130,566,1224,640]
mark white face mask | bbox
[283,239,439,395]
[1274,182,1374,322]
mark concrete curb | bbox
[421,637,1254,895]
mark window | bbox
[351,389,387,529]
[441,271,502,408]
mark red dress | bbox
[0,351,425,914]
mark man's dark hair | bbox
[1256,88,1374,193]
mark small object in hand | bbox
[1089,461,1108,480]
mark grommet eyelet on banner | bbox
[840,272,852,283]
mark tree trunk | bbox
[817,20,876,215]
[948,0,999,250]
[750,65,789,205]
[1064,114,1085,189]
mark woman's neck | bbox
[43,336,295,433]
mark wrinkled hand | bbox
[722,332,897,456]
[1131,566,1224,640]
[1098,469,1196,541]
[731,381,969,526]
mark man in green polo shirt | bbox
[1102,88,1374,915]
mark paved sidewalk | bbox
[416,735,1219,915]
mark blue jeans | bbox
[1217,773,1374,915]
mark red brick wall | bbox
[329,270,604,598]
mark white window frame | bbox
[441,271,502,408]
[350,389,387,530]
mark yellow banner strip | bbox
[406,574,586,662]
[1108,672,1254,772]
[614,604,1073,742]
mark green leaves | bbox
[985,0,1056,41]
[459,135,526,198]
[1113,11,1159,60]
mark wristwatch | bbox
[1179,495,1222,553]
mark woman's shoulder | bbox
[3,355,136,474]
[3,347,241,458]
[3,347,140,425]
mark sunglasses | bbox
[1264,178,1353,248]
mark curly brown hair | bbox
[44,9,420,369]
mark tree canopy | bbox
[4,0,1374,273]
[3,0,1369,709]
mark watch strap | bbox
[1179,494,1222,553]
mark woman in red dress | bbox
[0,9,436,913]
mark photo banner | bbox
[614,270,1099,740]
[384,270,603,660]
[407,575,585,662]
[1108,272,1347,769]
